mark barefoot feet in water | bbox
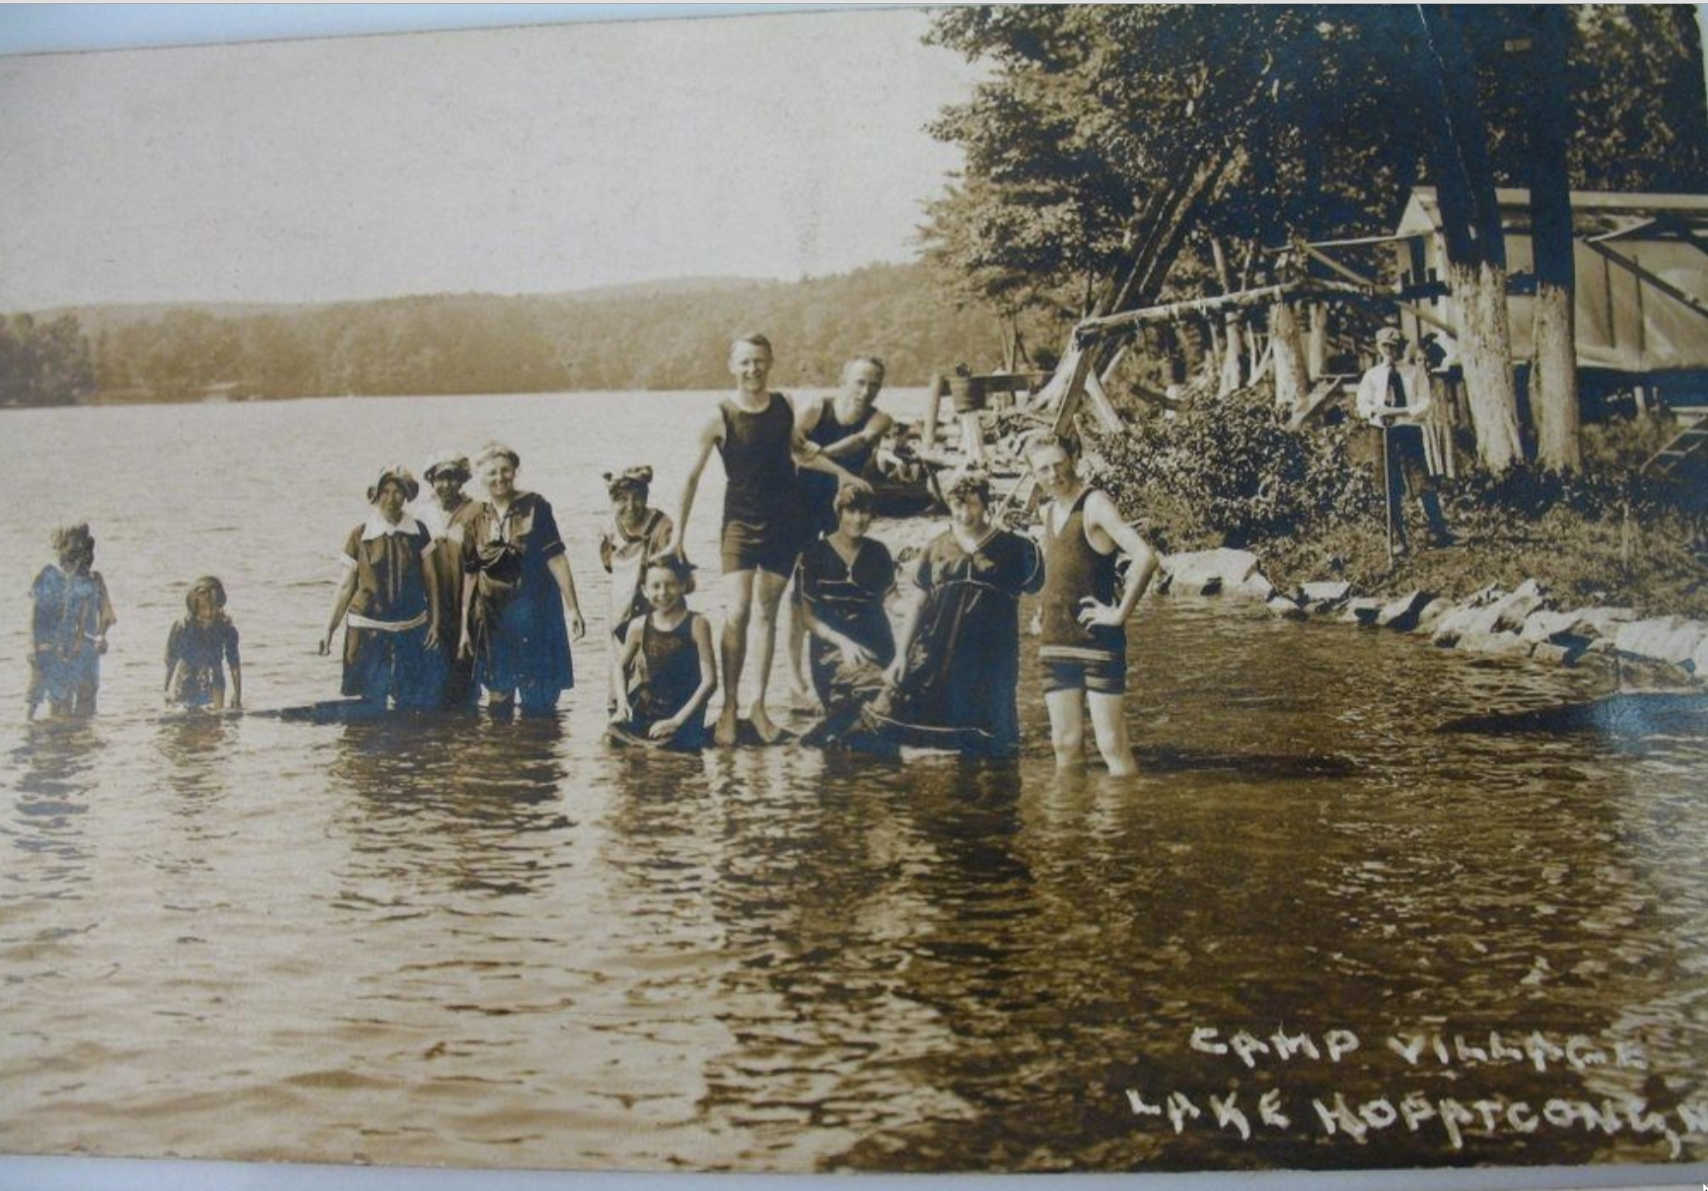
[748,703,786,744]
[714,706,740,747]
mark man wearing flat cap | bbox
[1356,326,1456,551]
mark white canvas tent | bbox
[1395,187,1708,375]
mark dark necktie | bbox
[1387,366,1408,412]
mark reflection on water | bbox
[0,395,1704,1172]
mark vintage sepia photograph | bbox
[1,4,1706,1185]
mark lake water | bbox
[0,392,1704,1173]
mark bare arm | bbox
[795,434,872,491]
[613,617,643,721]
[229,662,242,710]
[678,615,720,724]
[459,573,477,658]
[884,587,926,686]
[546,552,585,641]
[319,569,358,655]
[670,415,723,556]
[819,410,894,461]
[421,555,442,650]
[1082,492,1159,626]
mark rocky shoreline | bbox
[1158,547,1708,687]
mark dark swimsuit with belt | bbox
[717,392,802,575]
[1039,489,1126,695]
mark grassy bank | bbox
[1090,384,1708,619]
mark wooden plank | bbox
[1075,279,1364,336]
[1286,375,1355,430]
[1304,245,1455,333]
[1081,370,1125,433]
[922,372,944,447]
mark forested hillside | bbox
[2,263,1006,406]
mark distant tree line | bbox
[0,314,95,407]
[0,264,1009,407]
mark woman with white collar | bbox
[318,465,443,708]
[459,442,585,717]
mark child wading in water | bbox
[598,466,674,712]
[164,576,242,711]
[610,556,717,751]
[27,523,116,720]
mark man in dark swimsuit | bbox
[669,334,871,746]
[1026,433,1158,776]
[787,356,895,706]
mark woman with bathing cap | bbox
[865,467,1044,758]
[319,466,444,709]
[459,443,586,717]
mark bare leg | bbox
[785,589,817,709]
[1087,691,1139,776]
[717,569,757,746]
[1044,688,1086,770]
[746,569,790,742]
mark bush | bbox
[1087,381,1380,553]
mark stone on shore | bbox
[1299,581,1352,609]
[1613,617,1707,669]
[1412,598,1456,636]
[1232,572,1276,601]
[1432,603,1506,646]
[1375,590,1432,631]
[1567,607,1639,641]
[1519,609,1585,645]
[1530,642,1584,667]
[1342,597,1385,626]
[1489,589,1549,633]
[1161,548,1259,597]
[1267,594,1307,620]
[1456,630,1533,658]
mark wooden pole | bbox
[1382,425,1397,563]
[922,372,944,448]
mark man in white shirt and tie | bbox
[1356,326,1456,551]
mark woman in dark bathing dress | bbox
[866,468,1044,758]
[318,467,443,709]
[794,485,895,745]
[458,443,586,717]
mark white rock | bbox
[1519,609,1583,645]
[1161,548,1259,596]
[1456,631,1533,658]
[1300,581,1352,607]
[1566,607,1639,640]
[1613,617,1708,668]
[1230,572,1276,601]
[1375,591,1432,631]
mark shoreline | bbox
[1159,546,1708,691]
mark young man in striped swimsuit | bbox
[1026,434,1159,776]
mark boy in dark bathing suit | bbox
[668,334,871,745]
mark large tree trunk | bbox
[1416,6,1525,472]
[1271,300,1310,410]
[1527,6,1581,470]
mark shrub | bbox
[1087,381,1380,552]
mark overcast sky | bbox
[0,7,982,311]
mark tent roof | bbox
[1397,186,1708,239]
